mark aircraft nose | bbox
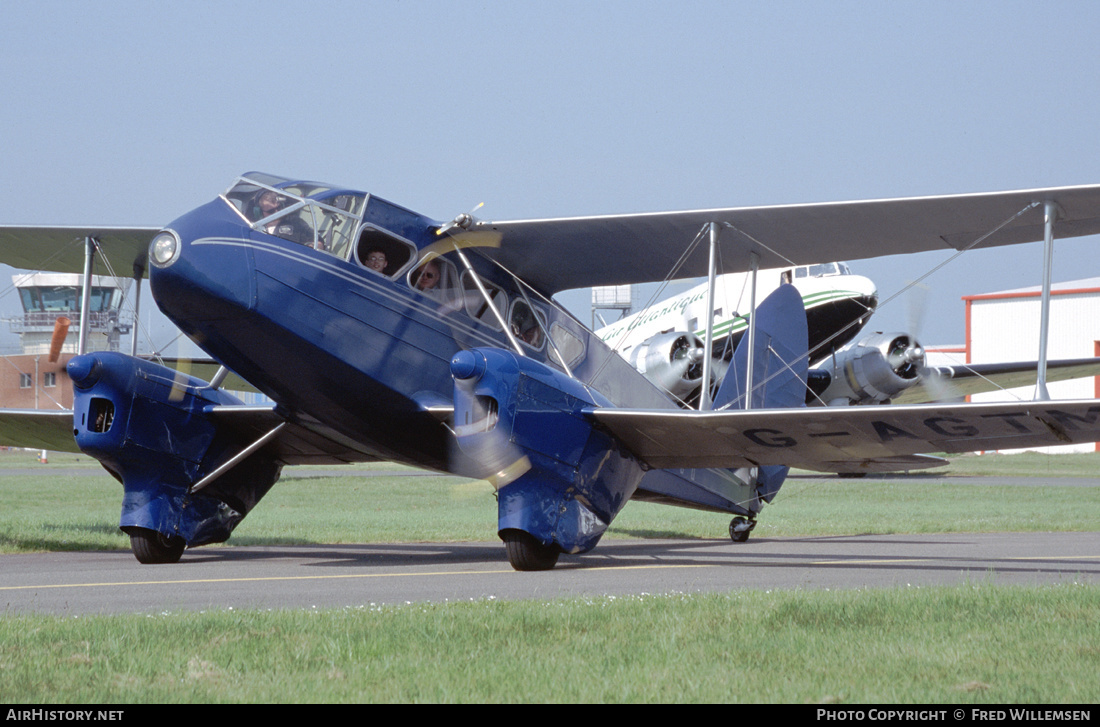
[149,233,256,324]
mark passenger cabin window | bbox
[409,255,458,303]
[549,322,585,369]
[355,226,415,277]
[510,300,547,350]
[461,272,508,330]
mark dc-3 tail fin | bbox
[713,282,809,503]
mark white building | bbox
[965,277,1100,453]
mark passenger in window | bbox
[511,305,543,347]
[412,260,442,294]
[365,247,388,274]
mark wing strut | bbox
[189,422,287,494]
[1036,200,1057,400]
[743,251,760,411]
[451,242,525,357]
[699,223,762,411]
[129,260,144,357]
[700,223,719,410]
[77,236,96,355]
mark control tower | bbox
[0,273,132,411]
[591,284,633,328]
[9,273,132,355]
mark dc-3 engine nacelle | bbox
[627,331,707,401]
[814,332,925,405]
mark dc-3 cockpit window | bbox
[223,176,366,260]
[793,262,851,278]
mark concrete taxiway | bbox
[2,532,1096,615]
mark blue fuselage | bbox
[148,188,664,474]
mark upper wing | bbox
[0,226,160,275]
[589,399,1100,471]
[479,184,1100,293]
[895,357,1100,405]
[8,185,1100,291]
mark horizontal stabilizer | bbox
[796,454,949,475]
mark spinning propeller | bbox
[449,350,530,489]
[903,283,960,403]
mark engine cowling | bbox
[626,331,706,401]
[812,332,925,405]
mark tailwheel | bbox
[729,516,756,543]
[501,529,560,571]
[128,528,185,564]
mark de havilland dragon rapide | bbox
[4,172,1100,569]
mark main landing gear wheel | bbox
[501,529,560,571]
[128,528,185,564]
[729,516,756,543]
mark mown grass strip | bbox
[0,585,1095,703]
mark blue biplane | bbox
[4,173,1100,570]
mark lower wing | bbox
[589,399,1100,470]
[0,406,380,466]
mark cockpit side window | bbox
[510,300,547,350]
[461,272,508,330]
[313,194,364,259]
[409,254,458,303]
[355,225,415,277]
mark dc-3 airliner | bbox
[3,173,1100,570]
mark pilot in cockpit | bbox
[248,189,312,246]
[248,190,288,222]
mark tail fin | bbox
[713,283,808,502]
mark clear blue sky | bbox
[3,0,1099,355]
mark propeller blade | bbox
[418,229,503,259]
[47,316,71,363]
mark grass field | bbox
[0,448,1097,703]
[2,448,1097,552]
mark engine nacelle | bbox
[813,332,925,405]
[626,331,706,401]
